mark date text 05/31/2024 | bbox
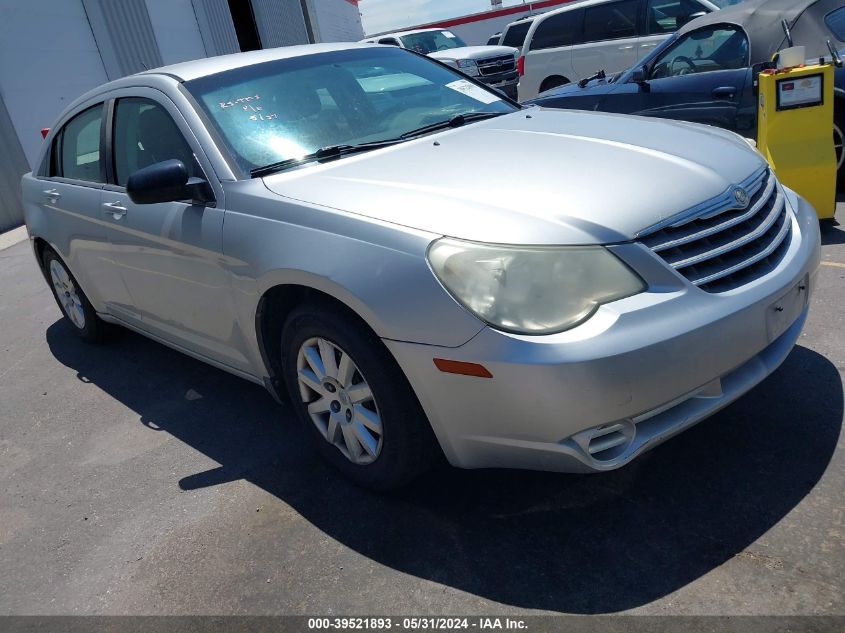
[307,618,529,630]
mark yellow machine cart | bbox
[757,63,836,219]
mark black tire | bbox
[280,303,438,490]
[539,75,569,93]
[42,248,108,343]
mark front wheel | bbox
[280,305,437,490]
[42,248,108,343]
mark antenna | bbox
[781,18,793,48]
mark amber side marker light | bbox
[433,358,493,378]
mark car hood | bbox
[530,76,618,102]
[429,45,517,61]
[262,108,766,245]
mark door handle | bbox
[712,86,737,99]
[640,43,657,48]
[618,45,635,50]
[43,188,61,202]
[102,201,128,218]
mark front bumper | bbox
[385,190,821,473]
[478,72,519,99]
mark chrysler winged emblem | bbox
[733,187,750,209]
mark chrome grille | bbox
[639,168,792,293]
[477,54,516,76]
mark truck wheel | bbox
[42,248,108,343]
[280,304,438,490]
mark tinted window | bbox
[185,47,516,173]
[58,105,103,182]
[582,0,639,42]
[399,30,467,54]
[112,98,201,187]
[826,7,845,41]
[379,38,400,46]
[650,27,749,78]
[529,9,582,51]
[502,21,533,47]
[646,0,709,35]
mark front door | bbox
[607,25,752,133]
[101,93,249,372]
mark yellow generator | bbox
[757,63,836,220]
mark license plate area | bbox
[766,275,808,342]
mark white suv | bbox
[518,0,718,100]
[363,28,520,98]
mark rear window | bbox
[502,21,533,48]
[529,9,583,51]
[826,7,845,42]
[582,0,639,43]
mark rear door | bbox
[31,102,129,311]
[571,0,641,80]
[100,89,247,371]
[638,0,713,60]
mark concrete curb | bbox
[0,225,28,251]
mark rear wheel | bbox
[280,304,437,490]
[42,248,107,343]
[539,75,569,93]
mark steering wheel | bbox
[670,55,697,76]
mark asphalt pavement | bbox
[0,209,843,616]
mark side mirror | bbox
[631,66,648,83]
[126,159,211,205]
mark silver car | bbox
[22,43,821,489]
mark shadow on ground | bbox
[47,321,842,613]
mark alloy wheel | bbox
[296,337,383,465]
[49,259,86,329]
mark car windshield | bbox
[399,30,467,54]
[185,47,516,175]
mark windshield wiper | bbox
[399,111,506,140]
[250,139,403,178]
[578,69,606,88]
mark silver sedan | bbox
[22,43,821,489]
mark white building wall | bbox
[308,0,364,42]
[146,0,208,64]
[0,0,109,166]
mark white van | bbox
[518,0,719,100]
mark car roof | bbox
[504,15,537,30]
[367,27,453,40]
[139,42,380,82]
[675,0,837,65]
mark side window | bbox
[582,0,639,43]
[529,9,583,51]
[112,97,201,187]
[502,21,533,48]
[645,0,709,35]
[56,105,104,183]
[649,27,749,79]
[826,7,845,42]
[379,38,400,46]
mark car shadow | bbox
[46,320,842,614]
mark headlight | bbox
[427,238,645,334]
[455,59,479,76]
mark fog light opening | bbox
[584,420,636,463]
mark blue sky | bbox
[359,0,534,35]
